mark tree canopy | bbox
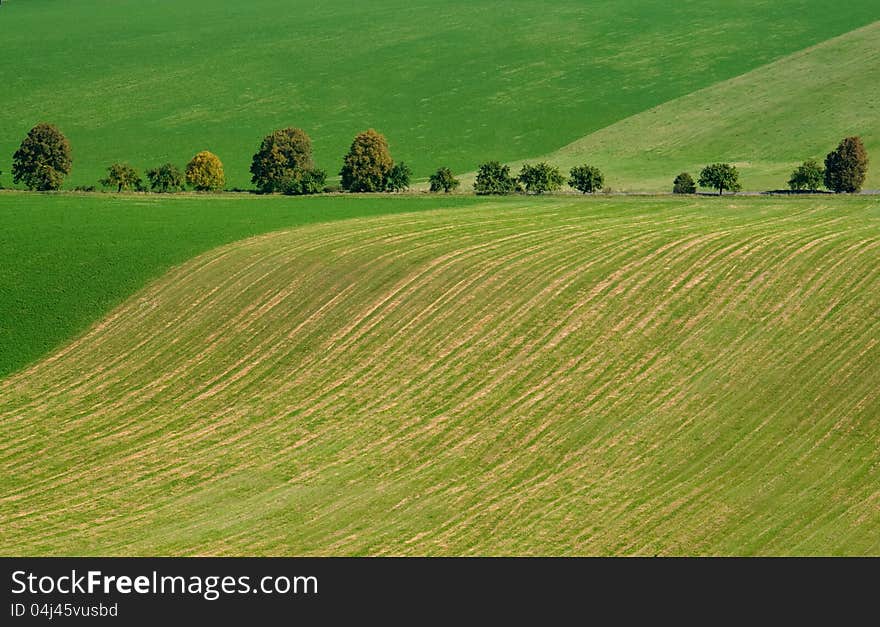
[698,163,741,196]
[185,151,225,191]
[146,163,186,193]
[100,163,142,192]
[824,136,868,193]
[519,162,564,194]
[474,161,518,195]
[251,127,315,194]
[568,165,604,194]
[12,123,72,191]
[429,167,460,193]
[340,129,394,192]
[788,159,824,192]
[672,172,696,194]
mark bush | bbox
[824,136,869,193]
[672,172,696,194]
[698,163,741,196]
[73,185,96,192]
[250,127,315,194]
[519,162,564,194]
[568,165,604,194]
[386,162,412,192]
[100,163,142,192]
[474,161,518,195]
[186,151,225,191]
[340,129,394,192]
[146,163,186,193]
[12,123,72,191]
[429,167,460,193]
[788,159,824,192]
[280,168,326,196]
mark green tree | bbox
[12,123,72,191]
[698,163,741,196]
[387,162,412,192]
[568,164,604,194]
[100,163,142,192]
[280,168,326,195]
[429,167,460,193]
[186,151,225,191]
[340,129,394,192]
[474,161,518,195]
[519,162,564,194]
[146,163,186,193]
[250,127,315,194]
[788,159,824,192]
[672,172,696,194]
[824,136,869,193]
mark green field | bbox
[1,1,878,188]
[2,196,879,555]
[0,192,482,377]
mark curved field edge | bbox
[454,22,880,192]
[2,1,878,187]
[0,193,484,378]
[2,196,879,556]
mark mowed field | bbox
[472,22,880,192]
[0,192,481,378]
[2,0,879,188]
[2,196,878,555]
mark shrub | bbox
[340,129,394,192]
[386,162,412,192]
[250,127,315,194]
[185,151,225,191]
[788,159,824,192]
[100,163,142,192]
[474,161,518,195]
[824,136,869,193]
[146,163,186,193]
[519,162,564,194]
[672,172,696,194]
[73,185,96,192]
[698,163,741,196]
[280,168,326,196]
[568,165,604,194]
[429,167,460,193]
[12,123,72,191]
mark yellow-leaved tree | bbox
[185,151,225,191]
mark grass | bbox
[2,195,878,555]
[1,1,878,188]
[456,22,880,192]
[0,192,483,377]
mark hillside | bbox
[2,197,878,555]
[535,22,880,192]
[0,193,481,378]
[1,1,878,188]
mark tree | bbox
[672,172,696,194]
[250,127,315,194]
[429,167,460,193]
[387,162,412,192]
[474,161,518,195]
[519,162,564,194]
[186,151,225,191]
[280,168,326,195]
[100,163,142,192]
[146,163,186,193]
[698,163,741,196]
[12,123,72,191]
[824,136,869,193]
[568,165,604,194]
[340,129,394,192]
[788,159,824,192]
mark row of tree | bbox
[4,123,870,196]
